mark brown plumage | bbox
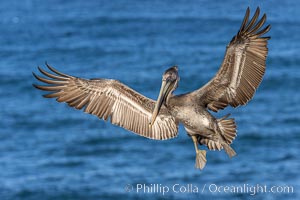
[194,7,270,112]
[33,7,270,170]
[33,64,178,140]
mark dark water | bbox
[0,0,299,199]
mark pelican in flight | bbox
[33,7,270,170]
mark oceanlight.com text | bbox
[124,183,294,196]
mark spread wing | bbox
[33,64,179,140]
[194,7,271,112]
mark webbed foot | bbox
[195,150,207,170]
[191,135,207,170]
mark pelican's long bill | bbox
[149,78,174,126]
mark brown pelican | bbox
[33,7,270,170]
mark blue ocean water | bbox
[0,0,299,199]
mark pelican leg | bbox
[191,136,207,170]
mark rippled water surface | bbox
[0,0,299,199]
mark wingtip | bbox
[239,6,271,38]
[255,6,260,13]
[265,24,271,35]
[252,6,260,20]
[32,83,39,89]
[45,62,55,72]
[256,24,271,37]
[239,7,252,33]
[44,63,72,78]
[37,65,43,72]
[246,6,250,13]
[45,62,52,70]
[32,71,38,79]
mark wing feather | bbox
[33,64,178,140]
[194,7,270,112]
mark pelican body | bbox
[149,66,237,169]
[33,7,270,170]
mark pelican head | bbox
[149,66,179,126]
